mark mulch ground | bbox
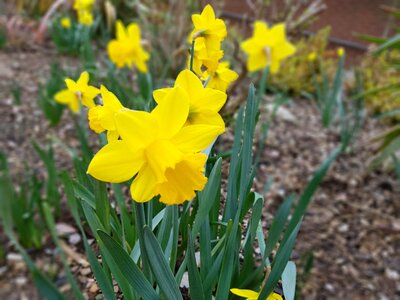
[0,45,399,300]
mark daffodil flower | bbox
[153,70,227,128]
[230,288,283,300]
[73,0,95,11]
[54,71,99,113]
[241,21,296,73]
[87,86,223,204]
[190,37,224,77]
[107,20,150,72]
[307,52,317,62]
[60,17,72,29]
[202,61,238,92]
[189,4,226,47]
[77,10,94,26]
[88,85,125,141]
[73,0,95,26]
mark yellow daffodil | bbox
[77,10,94,26]
[60,17,72,29]
[241,21,296,73]
[54,71,99,113]
[73,0,95,26]
[107,20,150,72]
[73,0,95,11]
[88,85,126,141]
[307,52,317,62]
[190,36,224,77]
[87,86,223,204]
[189,4,226,46]
[230,288,283,300]
[337,47,345,57]
[153,70,227,128]
[203,61,238,92]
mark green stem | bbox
[203,75,211,87]
[256,66,270,106]
[189,39,195,72]
[134,202,152,280]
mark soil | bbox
[0,45,399,299]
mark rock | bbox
[265,104,296,122]
[56,223,76,236]
[385,268,399,280]
[15,276,27,286]
[0,60,14,79]
[6,253,22,262]
[89,282,99,294]
[80,267,92,276]
[180,272,189,288]
[68,233,81,245]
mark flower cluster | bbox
[73,0,95,26]
[54,69,226,205]
[189,5,238,92]
[87,69,226,205]
[241,21,296,73]
[107,20,150,72]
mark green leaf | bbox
[94,181,111,233]
[187,230,205,300]
[192,158,222,235]
[264,195,295,258]
[62,173,116,300]
[214,219,238,300]
[374,34,400,54]
[97,230,159,300]
[143,226,183,300]
[282,261,296,300]
[258,222,301,300]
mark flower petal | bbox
[156,153,207,205]
[173,124,223,153]
[188,110,225,128]
[54,89,75,104]
[247,51,268,72]
[65,78,78,92]
[191,88,227,113]
[101,85,123,110]
[130,163,158,202]
[115,110,158,150]
[230,288,259,299]
[145,139,182,182]
[87,140,143,183]
[152,87,172,104]
[77,71,89,88]
[151,86,189,139]
[174,70,204,98]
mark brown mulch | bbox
[0,46,399,300]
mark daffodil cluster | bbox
[241,21,296,73]
[73,0,95,26]
[107,20,150,72]
[189,5,238,92]
[85,69,226,205]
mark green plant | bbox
[38,63,66,125]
